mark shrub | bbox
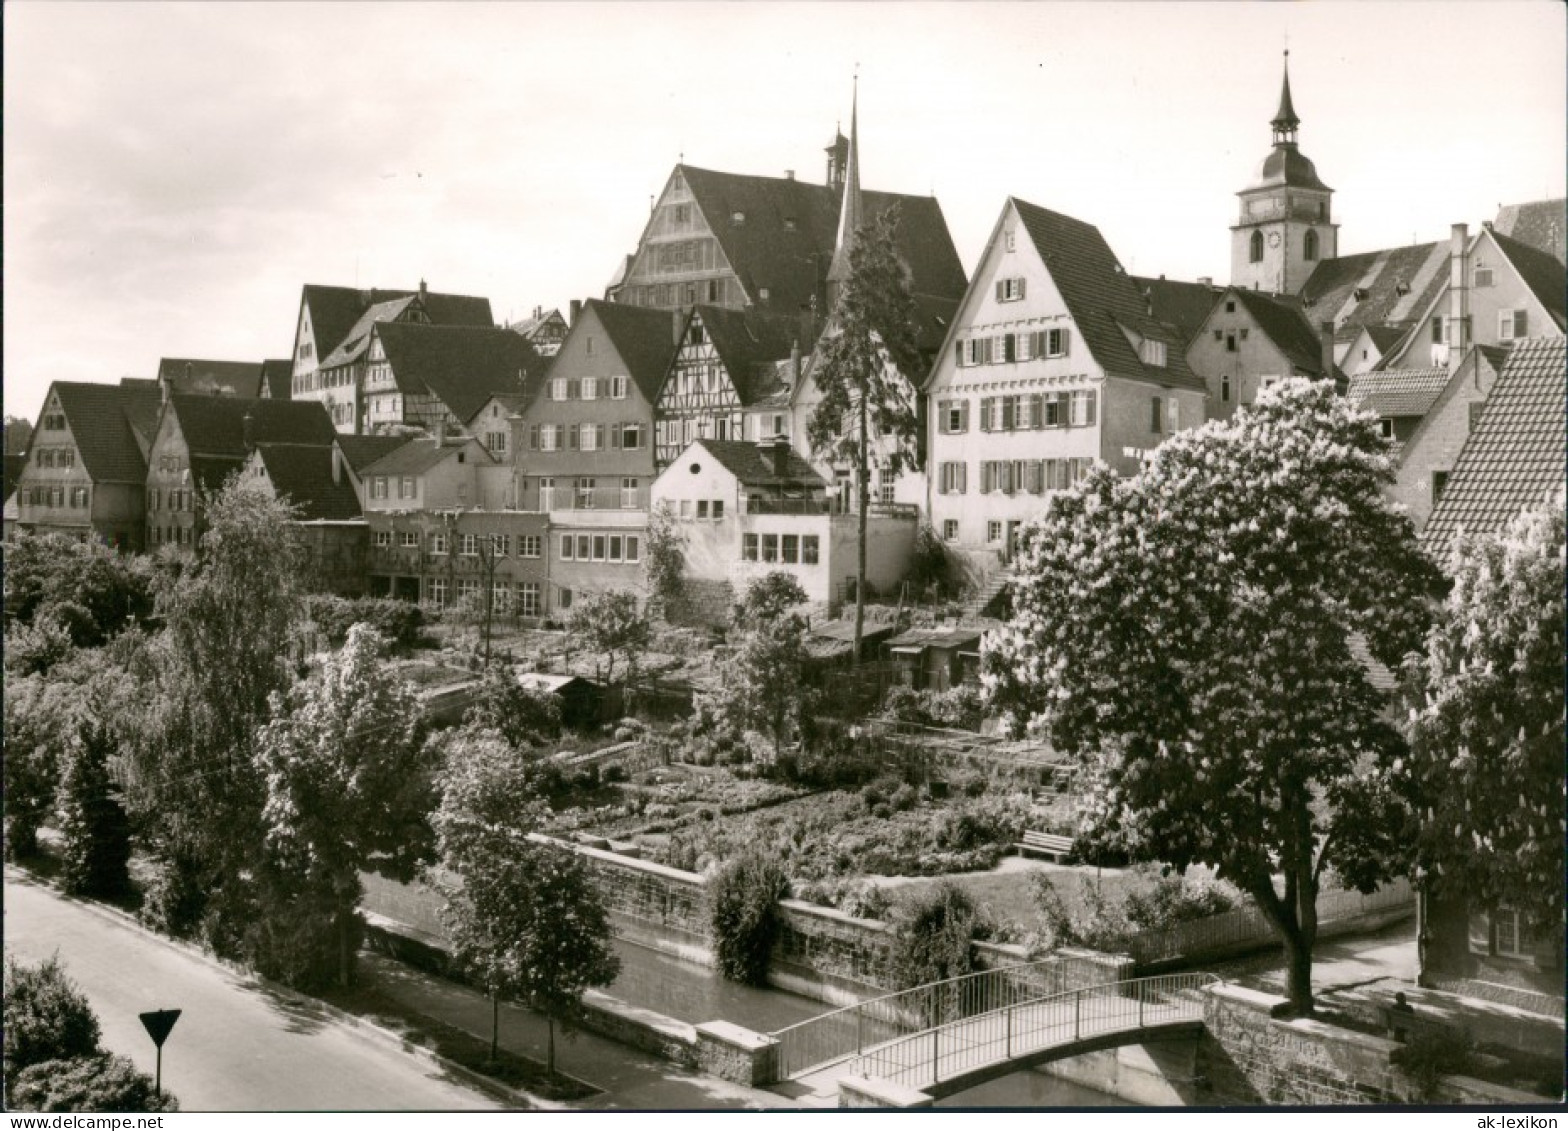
[1123,872,1236,931]
[10,1055,178,1112]
[888,882,981,998]
[889,784,919,813]
[303,595,424,651]
[3,956,103,1090]
[138,848,208,940]
[1391,1027,1474,1101]
[709,852,789,985]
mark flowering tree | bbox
[697,573,813,763]
[983,381,1443,1013]
[806,205,925,663]
[567,590,650,693]
[1401,492,1565,938]
[256,624,434,988]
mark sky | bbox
[5,1,1564,420]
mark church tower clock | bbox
[1230,54,1338,295]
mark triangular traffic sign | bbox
[139,1009,181,1048]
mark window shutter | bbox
[1169,399,1180,432]
[567,377,581,399]
[1514,309,1528,337]
[1086,390,1097,426]
[958,402,969,432]
[979,397,993,431]
[956,340,966,367]
[610,424,622,449]
[568,424,580,450]
[1018,278,1026,299]
[1001,398,1014,431]
[1029,394,1043,429]
[995,280,1005,303]
[1004,333,1016,362]
[529,424,540,449]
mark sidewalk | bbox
[357,951,799,1110]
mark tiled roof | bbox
[1011,198,1206,393]
[51,381,163,483]
[360,437,492,479]
[319,296,416,368]
[1229,288,1331,376]
[1491,231,1567,330]
[507,309,566,336]
[157,358,266,398]
[374,323,545,423]
[301,285,494,369]
[1422,335,1566,551]
[256,445,363,522]
[169,395,337,457]
[1360,324,1407,353]
[1133,276,1222,344]
[1346,367,1451,419]
[579,299,682,402]
[1493,198,1566,265]
[1301,242,1449,335]
[336,434,417,473]
[694,439,825,488]
[190,454,244,495]
[675,166,968,315]
[261,359,293,399]
[692,305,799,405]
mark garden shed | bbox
[880,626,986,692]
[518,671,602,729]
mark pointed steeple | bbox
[827,76,863,300]
[1271,50,1300,145]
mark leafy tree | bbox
[255,625,435,988]
[432,728,550,879]
[983,381,1444,1013]
[888,882,981,1014]
[442,842,619,1072]
[56,716,132,900]
[708,851,790,986]
[4,676,78,858]
[2,532,154,646]
[122,481,304,949]
[699,574,813,763]
[643,502,687,622]
[567,590,650,691]
[3,609,77,677]
[805,204,925,663]
[10,1054,178,1113]
[1401,492,1566,938]
[463,664,561,750]
[3,954,102,1090]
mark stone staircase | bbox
[963,571,1012,619]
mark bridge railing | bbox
[770,958,1078,1080]
[850,972,1220,1091]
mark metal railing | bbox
[849,972,1219,1091]
[770,958,1078,1080]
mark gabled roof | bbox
[1493,198,1566,265]
[1422,335,1566,551]
[690,439,825,488]
[189,454,245,495]
[690,305,799,405]
[673,165,968,314]
[1301,242,1449,335]
[300,285,494,368]
[1228,288,1331,377]
[1011,198,1205,393]
[507,309,567,337]
[359,437,493,479]
[577,300,682,402]
[168,395,337,458]
[1352,323,1408,354]
[50,382,163,483]
[319,296,416,368]
[1491,230,1568,330]
[336,434,418,473]
[1346,367,1451,419]
[467,394,530,426]
[255,445,363,522]
[374,322,545,423]
[261,359,293,399]
[157,358,266,398]
[1133,276,1222,344]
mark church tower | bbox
[1230,53,1338,295]
[826,78,863,311]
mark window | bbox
[1226,333,1237,353]
[696,500,709,520]
[743,534,759,561]
[429,532,448,555]
[591,535,606,561]
[780,534,800,564]
[625,536,640,563]
[1069,390,1097,426]
[580,424,601,452]
[615,423,644,450]
[400,531,420,549]
[712,499,724,520]
[426,577,448,608]
[1380,418,1395,439]
[41,411,67,431]
[1249,230,1264,263]
[621,477,640,508]
[757,534,777,562]
[518,583,541,617]
[372,477,388,500]
[987,521,1003,543]
[1432,470,1448,500]
[581,377,599,401]
[1225,300,1236,314]
[610,376,628,399]
[1221,375,1231,403]
[485,431,507,454]
[1498,309,1528,341]
[1474,266,1494,288]
[492,581,513,613]
[490,533,511,557]
[943,519,959,541]
[1045,328,1069,358]
[1431,316,1445,344]
[1140,340,1167,367]
[1492,907,1533,958]
[455,579,481,606]
[374,530,392,549]
[538,477,556,510]
[519,535,541,558]
[400,476,416,499]
[576,534,592,560]
[459,533,479,557]
[560,534,574,560]
[70,487,90,509]
[550,378,569,401]
[558,588,573,610]
[996,277,1026,302]
[1005,230,1016,252]
[148,488,161,511]
[801,536,819,564]
[957,338,991,367]
[576,478,596,508]
[1304,229,1319,261]
[938,461,967,495]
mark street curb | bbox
[3,864,562,1111]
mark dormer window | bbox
[1139,340,1167,368]
[1394,280,1410,297]
[783,216,797,231]
[758,287,770,301]
[731,210,746,225]
[1353,287,1369,301]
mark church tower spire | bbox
[826,75,862,307]
[1271,50,1300,145]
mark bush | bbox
[304,595,424,651]
[1391,1027,1474,1101]
[138,848,209,940]
[888,882,981,995]
[3,956,103,1090]
[709,852,789,985]
[10,1055,178,1112]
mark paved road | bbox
[3,870,498,1111]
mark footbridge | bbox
[770,968,1219,1106]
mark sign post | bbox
[138,1009,181,1099]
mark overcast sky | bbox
[5,1,1564,419]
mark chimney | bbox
[331,443,342,485]
[569,298,582,326]
[242,410,257,453]
[435,417,447,446]
[1319,320,1336,383]
[771,436,792,477]
[790,339,801,386]
[673,309,685,346]
[419,278,428,302]
[784,169,795,181]
[1197,276,1213,287]
[1448,223,1469,361]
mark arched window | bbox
[1304,229,1320,261]
[1249,230,1264,263]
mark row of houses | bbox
[8,61,1565,623]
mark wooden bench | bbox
[1016,830,1075,861]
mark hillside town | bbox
[4,51,1563,1115]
